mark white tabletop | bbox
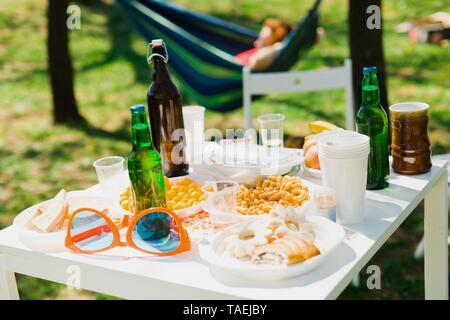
[0,160,447,300]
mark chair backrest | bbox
[243,59,354,130]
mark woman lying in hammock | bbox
[235,18,292,70]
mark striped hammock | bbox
[116,0,321,111]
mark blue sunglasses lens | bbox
[132,212,180,253]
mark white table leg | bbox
[424,169,449,300]
[0,254,20,300]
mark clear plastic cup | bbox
[93,156,124,181]
[313,186,336,221]
[182,106,205,165]
[257,113,285,148]
[93,156,126,200]
[202,181,241,228]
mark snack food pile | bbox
[164,177,206,211]
[119,186,134,213]
[181,211,214,241]
[221,205,320,265]
[120,177,206,212]
[237,175,310,215]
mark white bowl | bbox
[199,215,345,280]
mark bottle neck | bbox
[151,45,171,83]
[131,111,153,150]
[361,72,380,107]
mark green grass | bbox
[0,0,448,299]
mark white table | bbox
[0,160,448,300]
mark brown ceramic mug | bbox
[390,102,432,175]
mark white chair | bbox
[242,59,355,130]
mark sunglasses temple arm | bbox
[71,224,111,243]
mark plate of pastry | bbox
[199,205,345,280]
[13,189,124,252]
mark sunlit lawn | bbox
[0,0,448,299]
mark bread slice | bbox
[31,189,68,232]
[24,204,49,230]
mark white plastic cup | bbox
[319,154,368,225]
[318,132,370,225]
[257,113,285,148]
[93,156,126,200]
[182,106,205,165]
[202,181,241,229]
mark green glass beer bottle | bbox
[356,67,389,190]
[128,105,166,214]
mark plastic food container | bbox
[202,181,245,228]
[313,186,336,221]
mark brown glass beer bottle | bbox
[147,39,189,177]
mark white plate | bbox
[301,161,322,179]
[198,216,345,280]
[191,142,303,184]
[13,192,118,253]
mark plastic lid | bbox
[363,66,377,73]
[130,104,145,113]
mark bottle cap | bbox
[130,105,145,113]
[151,39,163,47]
[363,66,377,73]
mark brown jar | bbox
[390,102,432,175]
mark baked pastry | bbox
[222,220,272,258]
[252,232,320,265]
[269,205,315,243]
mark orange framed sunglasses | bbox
[65,207,191,256]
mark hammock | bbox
[116,0,321,111]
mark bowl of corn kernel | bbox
[120,174,210,218]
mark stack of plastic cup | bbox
[318,131,370,225]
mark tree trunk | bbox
[349,0,389,114]
[47,0,84,124]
